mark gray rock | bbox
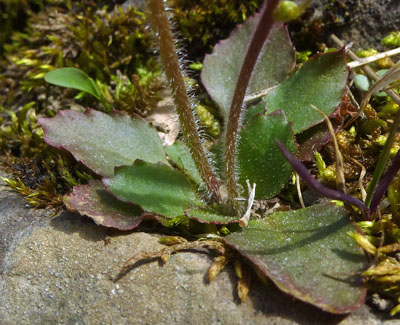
[0,172,398,324]
[305,0,400,50]
[122,0,400,51]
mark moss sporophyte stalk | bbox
[26,0,400,315]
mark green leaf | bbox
[242,103,265,126]
[45,68,102,100]
[164,141,203,186]
[64,180,148,230]
[237,110,296,199]
[201,17,295,123]
[104,161,204,217]
[39,109,167,177]
[186,207,239,224]
[265,49,348,134]
[354,74,370,91]
[225,203,367,313]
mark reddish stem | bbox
[224,0,281,207]
[148,0,219,200]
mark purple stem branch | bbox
[370,148,400,215]
[275,139,369,217]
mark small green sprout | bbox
[273,0,311,22]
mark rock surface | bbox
[0,171,399,324]
[295,0,400,50]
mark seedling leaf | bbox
[225,203,367,313]
[45,68,102,100]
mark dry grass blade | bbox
[347,47,400,69]
[208,255,230,282]
[360,60,400,116]
[239,180,256,227]
[115,239,227,281]
[296,173,305,209]
[330,34,400,128]
[350,158,367,201]
[235,260,252,302]
[311,104,346,193]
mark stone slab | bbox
[0,171,398,324]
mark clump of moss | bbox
[0,0,51,55]
[0,1,165,205]
[1,0,247,206]
[1,1,164,115]
[1,153,92,209]
[0,99,93,208]
[382,31,400,48]
[170,0,263,59]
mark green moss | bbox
[0,0,231,207]
[170,0,263,57]
[194,104,221,138]
[382,31,400,47]
[1,1,165,205]
[1,2,163,113]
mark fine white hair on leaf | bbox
[230,104,247,195]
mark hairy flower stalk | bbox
[224,0,281,210]
[148,0,219,200]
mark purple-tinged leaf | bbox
[275,140,369,216]
[64,180,151,230]
[225,203,367,313]
[370,149,400,214]
[39,109,167,177]
[296,122,338,161]
[201,16,295,123]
